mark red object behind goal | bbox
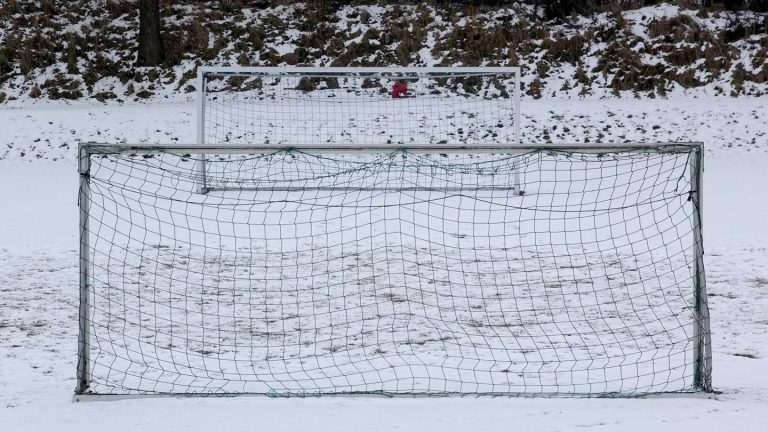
[391,82,407,98]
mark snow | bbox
[1,96,767,430]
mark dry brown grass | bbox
[732,62,748,92]
[186,19,211,59]
[575,64,591,85]
[433,17,543,67]
[752,66,768,84]
[610,4,627,30]
[665,45,701,66]
[105,0,132,19]
[594,39,671,95]
[43,75,83,100]
[262,12,287,34]
[586,9,743,94]
[536,60,550,78]
[28,85,41,98]
[236,52,249,66]
[0,50,11,75]
[528,78,543,99]
[360,8,370,24]
[66,34,78,74]
[383,10,426,66]
[135,89,154,99]
[220,0,246,15]
[668,68,701,88]
[40,0,56,15]
[0,0,19,19]
[160,29,185,67]
[19,50,34,75]
[93,91,118,102]
[248,26,266,50]
[295,76,315,91]
[81,54,121,88]
[544,33,586,64]
[18,28,55,75]
[330,26,384,67]
[649,14,698,39]
[361,78,380,89]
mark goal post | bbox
[76,144,91,395]
[195,66,523,194]
[76,142,710,398]
[690,144,711,391]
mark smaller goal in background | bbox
[195,67,522,194]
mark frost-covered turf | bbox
[1,98,767,431]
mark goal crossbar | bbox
[83,142,702,155]
[198,65,521,77]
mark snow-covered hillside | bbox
[1,1,767,104]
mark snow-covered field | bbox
[1,97,767,431]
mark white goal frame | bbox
[75,141,711,399]
[195,66,523,194]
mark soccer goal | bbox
[195,66,522,194]
[76,142,711,398]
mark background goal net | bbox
[196,67,522,193]
[76,143,710,397]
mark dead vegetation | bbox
[0,1,767,101]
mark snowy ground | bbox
[1,97,767,431]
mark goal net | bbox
[76,143,711,397]
[196,67,522,193]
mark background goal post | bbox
[195,66,523,194]
[76,142,710,397]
